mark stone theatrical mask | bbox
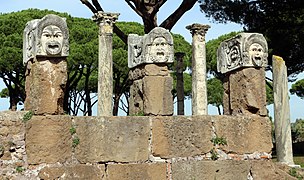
[248,43,265,66]
[23,14,69,65]
[217,33,268,74]
[144,27,174,64]
[128,27,174,68]
[149,36,169,62]
[40,25,64,55]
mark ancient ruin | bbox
[0,13,298,179]
[23,14,69,115]
[93,12,119,116]
[128,27,174,116]
[273,55,298,167]
[186,24,210,115]
[218,33,268,116]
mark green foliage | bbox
[291,119,304,142]
[289,168,303,180]
[69,126,76,135]
[0,87,8,98]
[210,148,219,161]
[172,72,192,100]
[72,136,80,148]
[207,78,223,110]
[199,0,304,76]
[129,111,145,116]
[22,111,33,123]
[211,136,227,146]
[266,81,274,105]
[16,166,24,173]
[290,79,304,99]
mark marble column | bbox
[273,55,296,166]
[93,12,119,116]
[186,24,210,115]
[175,52,185,115]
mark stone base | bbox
[223,67,267,116]
[129,64,173,116]
[0,112,296,180]
[24,57,67,115]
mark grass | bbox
[294,155,304,168]
[272,155,304,168]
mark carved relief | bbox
[217,33,268,74]
[128,34,143,68]
[128,27,174,68]
[23,14,69,65]
[93,12,119,35]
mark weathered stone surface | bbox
[152,116,213,158]
[128,27,174,68]
[75,116,150,163]
[143,64,169,76]
[129,79,144,115]
[250,161,297,180]
[107,163,166,180]
[186,23,210,115]
[95,13,119,116]
[39,164,105,180]
[143,76,173,115]
[24,58,67,115]
[26,115,72,164]
[172,160,250,180]
[212,115,273,154]
[217,33,268,74]
[223,67,267,116]
[273,55,294,165]
[23,14,69,65]
[0,111,26,177]
[172,160,295,180]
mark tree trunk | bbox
[113,94,120,116]
[84,68,92,116]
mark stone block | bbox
[75,116,150,163]
[144,64,169,76]
[223,67,267,116]
[39,164,105,180]
[143,76,173,115]
[212,115,273,154]
[152,116,213,158]
[172,160,250,180]
[24,59,67,115]
[129,79,144,115]
[106,163,167,180]
[26,115,72,164]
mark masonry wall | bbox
[0,111,296,179]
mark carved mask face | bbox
[249,43,264,65]
[150,37,169,62]
[41,25,63,55]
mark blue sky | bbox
[0,0,303,121]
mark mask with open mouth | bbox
[41,25,63,55]
[249,43,264,66]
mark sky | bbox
[0,0,303,121]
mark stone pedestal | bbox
[272,55,295,166]
[23,14,69,115]
[223,68,267,116]
[24,58,67,115]
[186,24,210,115]
[93,12,119,116]
[217,33,268,117]
[129,64,173,116]
[128,27,174,116]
